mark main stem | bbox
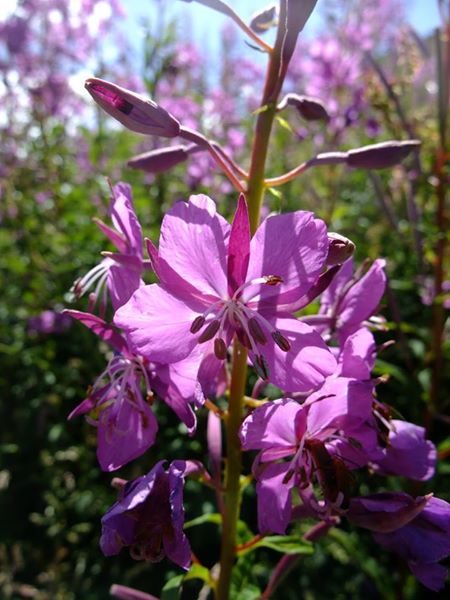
[215,13,286,600]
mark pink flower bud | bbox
[326,232,355,266]
[278,93,329,121]
[249,4,278,33]
[127,145,196,173]
[85,78,180,137]
[110,584,160,600]
[347,140,421,169]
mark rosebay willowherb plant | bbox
[67,1,449,598]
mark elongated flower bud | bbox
[278,93,329,121]
[249,4,277,33]
[127,145,196,173]
[110,584,159,600]
[326,232,355,266]
[85,78,180,137]
[347,140,421,169]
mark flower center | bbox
[189,275,290,380]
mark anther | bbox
[264,275,283,286]
[214,338,228,359]
[190,315,206,333]
[272,330,291,352]
[198,319,220,343]
[248,318,267,345]
[254,354,270,380]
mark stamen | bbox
[264,275,283,286]
[214,337,228,359]
[272,330,291,352]
[198,319,221,343]
[232,274,283,300]
[248,318,267,345]
[254,354,270,380]
[190,315,205,333]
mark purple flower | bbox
[348,493,450,591]
[370,420,436,481]
[71,182,145,312]
[317,257,387,343]
[65,310,200,471]
[240,382,373,533]
[28,309,71,334]
[115,195,336,395]
[101,461,191,570]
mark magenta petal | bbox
[94,218,127,254]
[227,194,250,295]
[372,420,437,481]
[409,562,448,593]
[108,265,143,311]
[244,211,328,306]
[306,377,374,433]
[338,327,376,379]
[256,462,293,534]
[97,401,158,471]
[157,195,229,299]
[110,182,143,258]
[260,317,337,392]
[320,258,354,314]
[240,399,302,450]
[338,259,386,338]
[114,284,204,363]
[63,309,130,356]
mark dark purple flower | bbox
[101,461,191,570]
[370,420,436,481]
[348,493,450,591]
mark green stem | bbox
[215,9,288,599]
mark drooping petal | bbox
[240,398,302,450]
[63,309,130,356]
[371,420,436,481]
[157,195,230,299]
[409,562,448,593]
[114,284,205,363]
[97,399,158,471]
[256,462,293,534]
[244,211,328,307]
[227,194,250,295]
[258,317,336,392]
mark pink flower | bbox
[114,194,336,396]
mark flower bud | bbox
[278,93,329,122]
[110,584,159,600]
[249,4,277,33]
[127,145,194,173]
[85,78,180,137]
[347,140,421,169]
[326,232,355,266]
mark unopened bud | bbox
[347,140,421,169]
[110,584,159,600]
[127,145,194,173]
[85,78,180,137]
[249,4,277,33]
[326,232,355,266]
[278,93,329,122]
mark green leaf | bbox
[275,114,294,133]
[237,535,313,556]
[184,564,214,587]
[184,512,222,529]
[373,359,407,384]
[161,575,183,600]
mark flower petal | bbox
[227,194,250,295]
[240,398,301,450]
[114,284,204,363]
[256,462,293,534]
[63,309,130,356]
[244,211,328,306]
[259,317,337,392]
[158,195,230,299]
